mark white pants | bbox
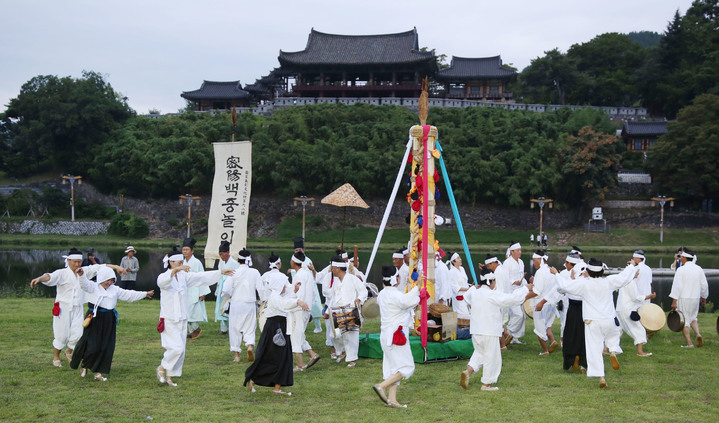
[533,305,557,342]
[229,301,257,352]
[52,303,84,351]
[380,331,414,384]
[468,334,502,385]
[677,298,700,327]
[333,329,360,362]
[291,310,312,354]
[161,319,188,377]
[507,304,526,338]
[617,310,647,345]
[584,318,622,378]
[325,316,334,347]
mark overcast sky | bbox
[0,0,694,114]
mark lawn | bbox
[1,298,717,422]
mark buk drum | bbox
[638,303,666,335]
[331,306,361,334]
[522,300,534,319]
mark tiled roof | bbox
[623,121,668,136]
[181,81,252,101]
[436,56,517,80]
[278,28,435,66]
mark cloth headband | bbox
[509,243,521,251]
[291,255,304,265]
[402,249,409,255]
[450,252,460,262]
[163,253,183,268]
[680,252,694,259]
[392,252,404,259]
[331,261,347,268]
[569,249,580,255]
[480,272,496,281]
[532,253,548,261]
[340,252,348,259]
[565,256,581,264]
[382,268,399,281]
[269,257,281,269]
[633,253,645,260]
[484,257,498,265]
[64,254,83,260]
[586,263,609,272]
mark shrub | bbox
[108,212,149,238]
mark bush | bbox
[108,212,149,238]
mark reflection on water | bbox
[3,248,719,310]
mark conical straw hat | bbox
[321,183,369,209]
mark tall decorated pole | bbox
[407,78,440,349]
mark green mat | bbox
[358,332,474,363]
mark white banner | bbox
[204,141,252,267]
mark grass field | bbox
[1,298,717,422]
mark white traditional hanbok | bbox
[216,256,239,332]
[449,265,470,319]
[328,272,367,363]
[669,261,709,327]
[503,256,527,339]
[222,263,264,354]
[378,285,420,382]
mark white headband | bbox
[402,249,409,255]
[480,272,496,281]
[587,263,609,272]
[450,252,460,262]
[484,257,498,265]
[509,243,521,251]
[163,253,183,268]
[291,255,304,265]
[680,252,694,259]
[382,268,399,281]
[65,254,83,260]
[565,255,580,264]
[569,249,580,255]
[269,257,281,269]
[532,253,548,261]
[331,261,347,268]
[392,252,404,259]
[633,253,645,260]
[340,252,348,259]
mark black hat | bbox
[219,241,231,253]
[293,237,304,249]
[572,245,582,252]
[238,248,251,258]
[182,238,196,249]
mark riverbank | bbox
[3,221,719,254]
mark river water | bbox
[3,247,718,310]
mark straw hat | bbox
[124,246,136,254]
[429,302,451,318]
[638,303,666,333]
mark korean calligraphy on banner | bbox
[204,141,252,267]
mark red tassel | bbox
[157,317,165,333]
[52,302,61,316]
[456,295,464,301]
[392,325,407,346]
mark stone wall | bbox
[0,220,109,235]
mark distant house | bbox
[181,81,254,111]
[621,121,668,151]
[435,56,517,102]
[276,28,437,99]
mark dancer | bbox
[460,268,533,391]
[155,248,233,387]
[556,258,639,388]
[557,252,587,371]
[182,238,208,340]
[448,252,471,320]
[616,253,656,356]
[530,250,559,356]
[70,267,153,381]
[327,254,367,367]
[215,240,239,335]
[483,254,513,348]
[372,265,420,408]
[669,250,709,348]
[289,251,320,371]
[221,248,264,363]
[503,241,527,344]
[244,281,309,396]
[30,248,123,367]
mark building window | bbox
[634,140,643,151]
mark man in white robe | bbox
[529,250,560,355]
[503,242,527,344]
[182,238,208,340]
[633,249,653,305]
[669,250,709,348]
[30,248,124,367]
[292,237,323,333]
[448,252,471,320]
[221,248,264,362]
[557,258,639,388]
[372,265,420,408]
[460,268,533,391]
[484,254,512,347]
[328,255,367,367]
[215,241,239,335]
[616,253,656,356]
[392,248,409,293]
[289,252,320,371]
[434,250,451,304]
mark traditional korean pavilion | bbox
[277,28,437,98]
[435,56,516,102]
[621,121,668,151]
[181,81,254,110]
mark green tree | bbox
[647,94,719,203]
[0,71,134,176]
[518,49,580,105]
